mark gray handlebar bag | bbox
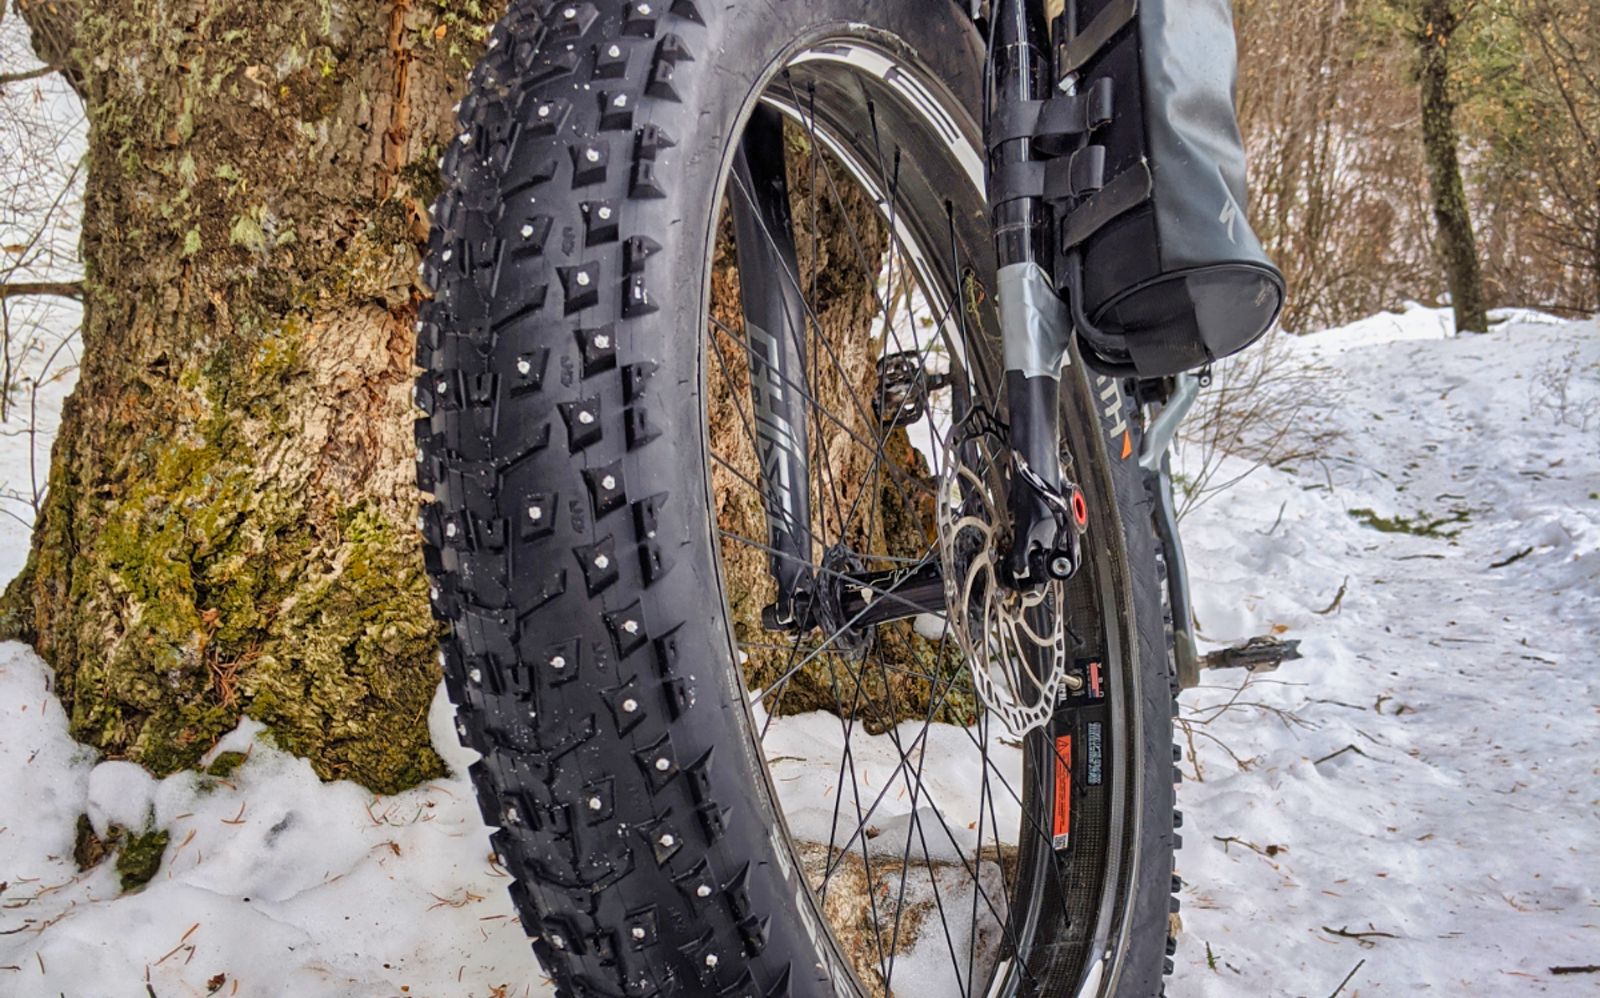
[1056,0,1284,376]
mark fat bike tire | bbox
[416,1,1179,994]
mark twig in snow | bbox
[1190,696,1312,730]
[1256,500,1288,536]
[1178,719,1206,782]
[1313,576,1349,615]
[1489,546,1534,569]
[1322,925,1398,948]
[1328,958,1366,996]
[427,888,485,910]
[1176,720,1255,774]
[1304,697,1367,712]
[1184,669,1312,729]
[1213,835,1288,858]
[1550,965,1600,975]
[154,922,200,964]
[1373,695,1413,716]
[1313,743,1372,766]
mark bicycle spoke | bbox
[707,63,1094,998]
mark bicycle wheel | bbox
[418,1,1179,994]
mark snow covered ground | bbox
[1171,306,1600,995]
[0,660,536,996]
[2,305,1594,996]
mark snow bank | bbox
[0,651,531,997]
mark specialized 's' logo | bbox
[1219,196,1239,245]
[1218,165,1243,245]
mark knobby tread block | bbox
[418,4,803,996]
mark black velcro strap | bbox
[1061,160,1154,248]
[1046,146,1108,200]
[1079,77,1116,130]
[991,160,1045,205]
[1059,0,1139,77]
[991,144,1112,206]
[987,78,1116,150]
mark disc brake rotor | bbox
[936,409,1072,737]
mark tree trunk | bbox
[1591,185,1600,312]
[8,0,502,792]
[8,2,898,795]
[1415,0,1489,333]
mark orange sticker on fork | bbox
[1052,735,1072,850]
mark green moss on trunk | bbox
[117,828,170,891]
[11,0,506,793]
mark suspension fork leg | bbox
[988,0,1077,585]
[731,105,814,624]
[1152,456,1202,689]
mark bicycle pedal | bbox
[873,350,950,428]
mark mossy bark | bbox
[1414,0,1489,333]
[10,0,501,792]
[10,0,926,795]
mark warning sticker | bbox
[1052,734,1072,850]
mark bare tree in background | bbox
[1387,0,1491,332]
[1506,0,1600,312]
[1236,0,1442,330]
[1236,0,1599,329]
[0,1,83,521]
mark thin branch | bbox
[1329,959,1367,997]
[0,281,82,301]
[0,64,57,88]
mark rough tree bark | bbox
[1413,0,1489,333]
[7,0,503,791]
[7,1,899,794]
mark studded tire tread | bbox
[417,1,1179,995]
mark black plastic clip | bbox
[986,78,1115,154]
[990,144,1110,207]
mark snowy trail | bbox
[1172,309,1600,995]
[1,308,1595,996]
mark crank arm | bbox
[1151,455,1201,689]
[1137,371,1199,470]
